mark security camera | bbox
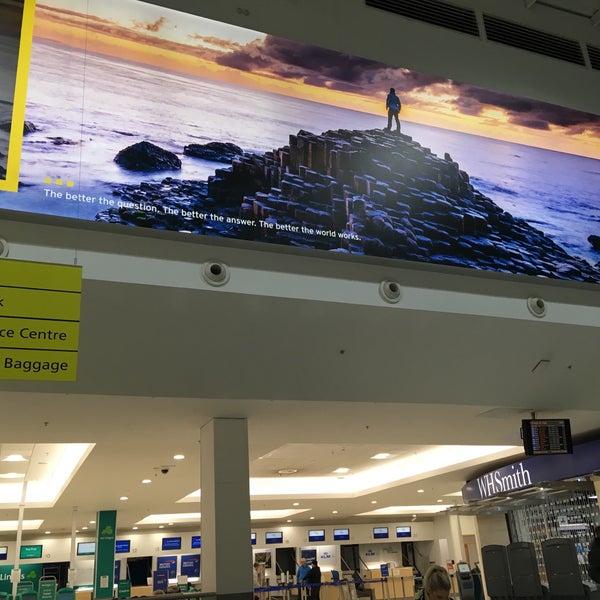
[160,467,169,475]
[379,280,401,304]
[527,297,547,318]
[201,261,230,287]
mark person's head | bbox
[390,87,395,93]
[254,562,260,570]
[300,558,307,565]
[423,565,451,600]
[312,560,318,567]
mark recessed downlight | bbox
[417,489,424,493]
[173,454,185,460]
[333,468,350,474]
[1,454,27,462]
[142,479,152,484]
[120,496,129,501]
[370,453,391,460]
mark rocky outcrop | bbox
[184,141,243,162]
[114,140,181,172]
[589,235,600,251]
[97,128,600,283]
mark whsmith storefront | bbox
[462,437,600,582]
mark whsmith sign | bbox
[462,437,600,503]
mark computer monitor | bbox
[191,535,201,549]
[458,563,471,574]
[161,537,182,551]
[373,527,389,539]
[115,540,131,554]
[308,529,325,542]
[396,526,411,538]
[77,541,96,556]
[20,545,42,559]
[0,546,7,560]
[251,533,256,545]
[265,531,283,544]
[333,528,350,541]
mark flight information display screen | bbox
[522,419,573,455]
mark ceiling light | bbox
[132,527,138,530]
[173,455,185,460]
[371,501,377,504]
[142,479,152,484]
[159,525,164,529]
[437,499,443,503]
[89,520,96,524]
[2,454,27,462]
[370,453,391,460]
[332,510,338,514]
[333,468,350,474]
[120,496,129,501]
[0,473,24,479]
[357,504,453,516]
[287,519,292,523]
[82,526,88,530]
[417,489,424,493]
[293,502,300,506]
[45,531,51,535]
[310,516,315,520]
[277,468,299,475]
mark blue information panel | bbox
[157,556,177,579]
[181,555,200,578]
[152,570,168,592]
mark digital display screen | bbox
[333,528,349,541]
[396,526,411,538]
[458,563,471,574]
[191,535,201,549]
[0,546,7,560]
[308,529,325,542]
[522,419,573,455]
[20,545,42,559]
[373,527,389,539]
[77,541,96,556]
[161,537,182,551]
[251,533,256,545]
[115,540,131,553]
[265,531,283,544]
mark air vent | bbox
[365,0,479,37]
[483,14,585,66]
[588,44,600,70]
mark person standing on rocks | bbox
[385,87,401,133]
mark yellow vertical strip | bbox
[0,0,36,192]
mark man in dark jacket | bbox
[588,526,600,583]
[305,560,321,600]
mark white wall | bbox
[0,518,457,586]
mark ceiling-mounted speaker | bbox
[0,236,9,258]
[527,296,547,318]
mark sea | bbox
[3,40,600,266]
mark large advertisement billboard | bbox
[2,0,600,282]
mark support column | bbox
[200,418,252,600]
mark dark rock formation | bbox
[184,141,243,162]
[114,140,181,172]
[0,120,36,134]
[97,128,600,283]
[589,235,600,251]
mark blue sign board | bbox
[157,556,177,579]
[463,437,600,502]
[181,555,200,578]
[152,570,168,592]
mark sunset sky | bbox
[32,0,600,160]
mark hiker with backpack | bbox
[385,87,402,133]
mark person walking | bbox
[385,87,401,133]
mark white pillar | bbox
[200,418,253,600]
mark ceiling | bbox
[0,0,600,541]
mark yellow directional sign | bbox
[0,258,82,380]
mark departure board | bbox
[522,419,573,455]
